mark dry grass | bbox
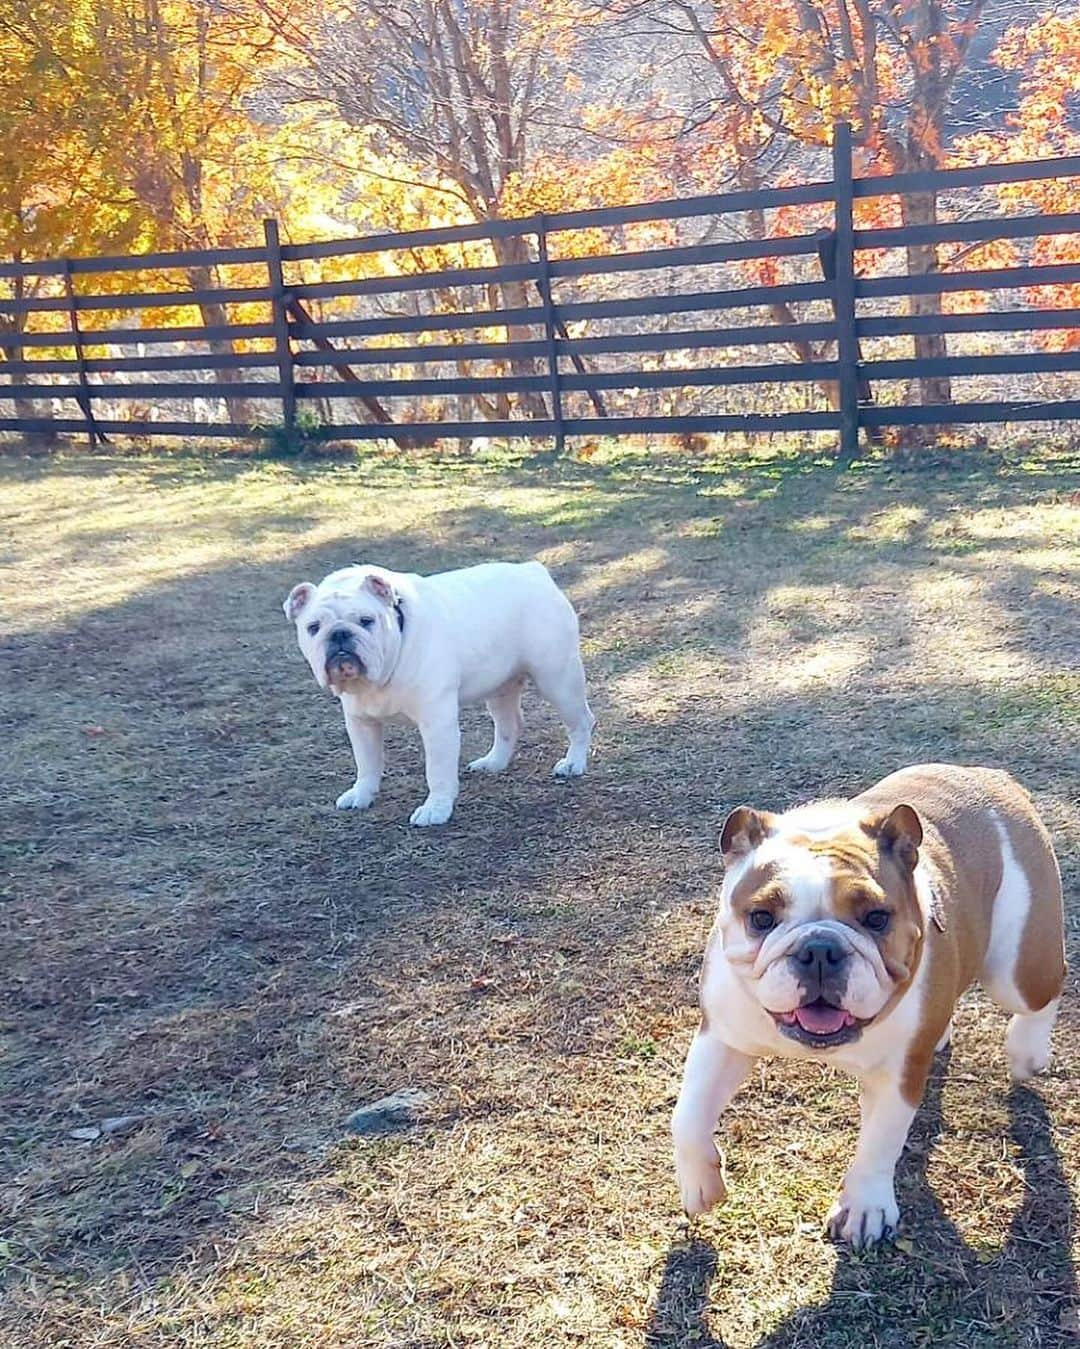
[1,443,1078,1349]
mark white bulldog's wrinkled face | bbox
[283,565,403,694]
[717,801,925,1049]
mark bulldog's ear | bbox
[870,803,923,872]
[283,582,316,622]
[720,807,775,858]
[363,569,398,607]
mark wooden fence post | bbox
[263,219,296,433]
[831,122,860,460]
[535,215,565,455]
[62,259,107,448]
[817,228,884,448]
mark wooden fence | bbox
[1,124,1078,456]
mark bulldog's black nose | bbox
[794,936,847,974]
[327,625,353,647]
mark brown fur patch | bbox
[720,807,778,858]
[996,784,1066,1011]
[726,860,785,927]
[852,763,1066,1103]
[829,864,923,988]
[899,917,958,1106]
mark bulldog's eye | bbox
[863,909,891,932]
[359,617,374,629]
[748,909,777,933]
[306,621,320,636]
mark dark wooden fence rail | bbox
[1,123,1079,453]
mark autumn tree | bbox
[958,8,1080,349]
[0,0,139,432]
[2,0,325,419]
[263,0,602,416]
[576,0,1065,411]
[3,0,1072,440]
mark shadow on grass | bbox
[646,1058,1078,1347]
[1,447,1076,1341]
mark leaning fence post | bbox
[831,122,860,460]
[264,219,296,434]
[817,228,883,448]
[535,214,565,455]
[62,259,107,448]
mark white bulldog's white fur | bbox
[284,560,594,827]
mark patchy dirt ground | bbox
[1,445,1078,1349]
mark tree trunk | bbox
[900,190,952,409]
[745,201,840,409]
[489,233,547,420]
[186,264,252,427]
[482,280,511,420]
[898,0,952,418]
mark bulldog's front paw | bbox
[467,752,509,774]
[409,795,455,827]
[552,752,587,778]
[336,781,378,810]
[826,1175,900,1249]
[675,1148,728,1217]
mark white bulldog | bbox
[283,560,595,827]
[673,764,1066,1247]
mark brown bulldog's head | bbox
[716,800,927,1048]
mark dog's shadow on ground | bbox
[645,1056,1077,1347]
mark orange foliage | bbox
[3,0,1078,372]
[954,8,1080,347]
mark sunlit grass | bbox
[0,443,1077,1348]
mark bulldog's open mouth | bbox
[773,998,866,1048]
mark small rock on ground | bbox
[344,1088,431,1137]
[101,1115,143,1135]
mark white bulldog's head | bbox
[716,800,926,1049]
[283,565,404,694]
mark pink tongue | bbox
[794,1003,850,1035]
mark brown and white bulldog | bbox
[672,764,1066,1248]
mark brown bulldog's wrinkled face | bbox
[717,802,926,1048]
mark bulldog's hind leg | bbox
[468,676,526,774]
[980,818,1065,1081]
[1005,999,1060,1082]
[530,652,594,778]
